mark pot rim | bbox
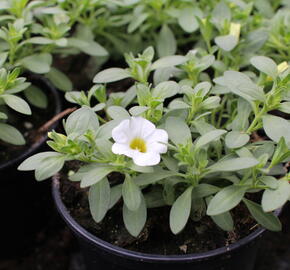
[0,75,61,171]
[52,176,274,262]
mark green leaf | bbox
[222,71,265,102]
[192,184,220,198]
[80,165,114,188]
[2,94,31,114]
[278,102,290,114]
[109,184,122,209]
[25,37,53,45]
[20,53,52,74]
[263,115,290,143]
[135,169,178,186]
[123,194,147,237]
[24,85,48,109]
[65,106,99,137]
[162,156,178,172]
[46,67,73,92]
[0,52,8,67]
[208,157,259,172]
[93,68,131,83]
[178,8,199,33]
[262,180,290,212]
[0,123,25,145]
[207,185,246,215]
[89,177,110,223]
[225,131,250,149]
[196,129,226,148]
[129,106,149,116]
[151,55,187,71]
[0,112,7,119]
[122,175,141,211]
[68,38,108,56]
[170,186,193,234]
[206,197,233,231]
[215,35,238,51]
[243,198,281,231]
[127,13,149,33]
[18,152,59,170]
[259,176,278,189]
[250,56,278,78]
[35,155,65,181]
[152,81,179,100]
[107,106,130,120]
[157,24,176,57]
[165,117,191,145]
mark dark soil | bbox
[0,77,59,164]
[59,163,257,255]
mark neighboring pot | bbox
[0,76,61,258]
[52,176,273,270]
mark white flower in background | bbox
[112,117,168,166]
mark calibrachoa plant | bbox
[19,47,290,237]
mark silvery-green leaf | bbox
[18,152,61,170]
[107,106,130,120]
[123,194,147,237]
[170,186,193,234]
[196,129,226,148]
[157,24,176,57]
[80,165,114,188]
[93,68,131,83]
[151,55,187,70]
[250,56,278,78]
[207,185,247,215]
[35,155,65,181]
[278,102,290,114]
[208,157,259,172]
[129,106,149,116]
[165,117,191,145]
[262,180,290,212]
[0,123,25,145]
[2,94,31,115]
[243,198,281,231]
[263,115,290,143]
[65,106,99,136]
[152,81,179,100]
[178,8,199,33]
[46,67,72,92]
[109,184,122,209]
[89,177,110,222]
[24,85,48,109]
[20,53,52,74]
[127,13,149,33]
[215,35,238,51]
[206,197,233,231]
[122,175,141,211]
[225,131,250,149]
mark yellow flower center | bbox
[130,137,147,153]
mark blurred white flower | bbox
[112,117,168,166]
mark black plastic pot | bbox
[52,176,273,270]
[0,76,61,258]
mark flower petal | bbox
[112,119,130,143]
[112,143,134,157]
[130,117,156,139]
[147,129,168,153]
[132,151,161,166]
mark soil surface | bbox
[0,76,59,164]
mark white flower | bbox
[111,117,168,166]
